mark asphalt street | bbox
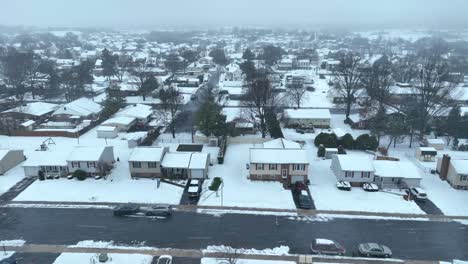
[0,207,466,261]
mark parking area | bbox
[414,199,444,215]
[179,179,204,205]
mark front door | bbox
[282,169,287,179]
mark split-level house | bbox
[249,138,309,186]
[160,152,210,179]
[128,147,168,178]
[331,154,375,187]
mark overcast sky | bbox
[1,0,468,29]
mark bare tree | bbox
[241,70,279,138]
[131,62,150,98]
[286,85,307,108]
[331,52,363,119]
[156,86,183,138]
[410,52,456,139]
[211,245,245,264]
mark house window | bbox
[460,175,468,182]
[148,162,158,168]
[361,172,371,178]
[345,171,354,178]
[293,164,305,171]
[269,164,277,170]
[256,164,264,170]
[132,162,142,168]
[71,162,80,168]
[87,162,96,168]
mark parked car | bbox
[358,243,392,258]
[310,238,346,255]
[408,187,428,201]
[156,255,173,264]
[298,190,313,209]
[143,204,173,217]
[189,179,201,187]
[336,181,351,191]
[362,183,379,192]
[113,204,140,216]
[293,181,307,194]
[188,185,201,199]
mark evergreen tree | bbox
[209,48,229,66]
[242,48,255,61]
[140,75,158,101]
[101,84,126,120]
[196,101,228,137]
[101,48,117,80]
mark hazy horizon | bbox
[1,0,468,30]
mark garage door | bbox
[291,175,304,183]
[191,169,204,179]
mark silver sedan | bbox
[358,243,392,258]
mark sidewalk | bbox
[2,244,437,264]
[5,200,468,221]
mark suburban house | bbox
[283,109,331,128]
[96,126,119,138]
[224,63,243,82]
[101,116,137,132]
[67,146,115,176]
[22,150,68,177]
[423,138,445,151]
[0,102,59,130]
[116,104,153,125]
[128,147,168,178]
[0,149,25,175]
[415,147,437,162]
[52,97,102,122]
[160,152,210,179]
[372,160,422,189]
[331,154,375,186]
[249,138,309,186]
[220,81,244,100]
[437,155,468,190]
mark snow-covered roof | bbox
[97,126,117,132]
[334,155,374,172]
[53,98,102,117]
[418,147,437,153]
[129,147,166,162]
[161,152,192,168]
[250,148,308,164]
[188,153,209,169]
[2,102,58,116]
[373,160,422,179]
[426,138,445,145]
[283,108,331,120]
[22,150,68,167]
[20,120,35,127]
[333,128,346,138]
[222,107,241,122]
[315,238,335,245]
[102,116,136,126]
[450,159,468,175]
[117,104,153,120]
[67,146,109,161]
[262,138,301,149]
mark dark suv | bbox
[113,204,140,216]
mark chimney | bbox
[440,154,451,180]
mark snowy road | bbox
[0,207,466,261]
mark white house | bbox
[101,116,137,132]
[161,152,210,179]
[22,150,68,177]
[52,98,102,121]
[283,109,331,128]
[67,146,115,176]
[116,104,153,124]
[331,154,375,186]
[437,155,468,190]
[372,160,422,189]
[224,63,243,82]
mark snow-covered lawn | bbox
[52,253,153,264]
[199,144,296,209]
[305,143,425,214]
[3,127,184,204]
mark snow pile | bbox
[0,252,15,261]
[53,252,153,264]
[69,240,157,250]
[204,245,290,256]
[197,209,297,217]
[0,239,26,246]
